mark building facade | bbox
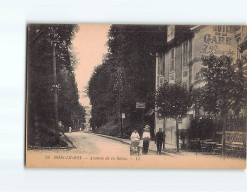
[155,25,247,146]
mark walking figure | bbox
[156,128,164,154]
[142,125,151,155]
[130,130,140,155]
[162,131,166,150]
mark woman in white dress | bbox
[130,130,140,155]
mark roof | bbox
[154,25,195,53]
[239,40,247,53]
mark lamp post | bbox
[121,112,125,138]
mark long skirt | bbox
[142,139,149,154]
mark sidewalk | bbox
[60,133,75,149]
[94,133,178,156]
[93,133,233,158]
[28,132,75,150]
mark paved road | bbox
[64,132,246,161]
[26,131,246,168]
[65,132,134,155]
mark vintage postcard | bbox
[26,24,246,168]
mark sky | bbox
[72,24,111,107]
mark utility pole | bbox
[52,42,58,133]
[120,113,123,138]
[117,67,123,138]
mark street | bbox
[64,132,247,167]
[26,131,246,168]
[65,132,132,155]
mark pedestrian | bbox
[162,131,166,150]
[130,130,140,143]
[130,130,140,155]
[156,128,164,154]
[142,125,151,154]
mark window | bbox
[157,54,161,75]
[157,54,165,76]
[182,41,189,68]
[157,77,164,87]
[170,74,174,81]
[170,48,175,72]
[183,70,188,77]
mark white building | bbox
[155,25,247,146]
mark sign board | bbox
[196,25,238,59]
[121,113,125,119]
[136,102,146,109]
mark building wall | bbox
[155,25,243,146]
[191,25,238,87]
[175,44,182,84]
[155,53,165,137]
[164,118,176,145]
[164,50,170,82]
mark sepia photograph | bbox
[25,24,247,168]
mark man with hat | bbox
[156,128,164,154]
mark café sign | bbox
[203,26,236,45]
[200,25,238,58]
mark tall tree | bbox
[155,82,192,152]
[27,24,85,147]
[88,25,167,137]
[193,55,247,155]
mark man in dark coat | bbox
[156,129,164,154]
[162,132,166,150]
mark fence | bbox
[225,131,246,144]
[224,116,246,132]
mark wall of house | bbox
[164,118,176,145]
[175,44,182,84]
[155,42,192,146]
[191,25,239,86]
[164,52,170,82]
[155,53,165,140]
[155,25,242,147]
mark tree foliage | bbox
[191,54,247,155]
[88,25,167,135]
[192,55,247,117]
[155,82,192,118]
[155,82,192,152]
[27,24,85,146]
